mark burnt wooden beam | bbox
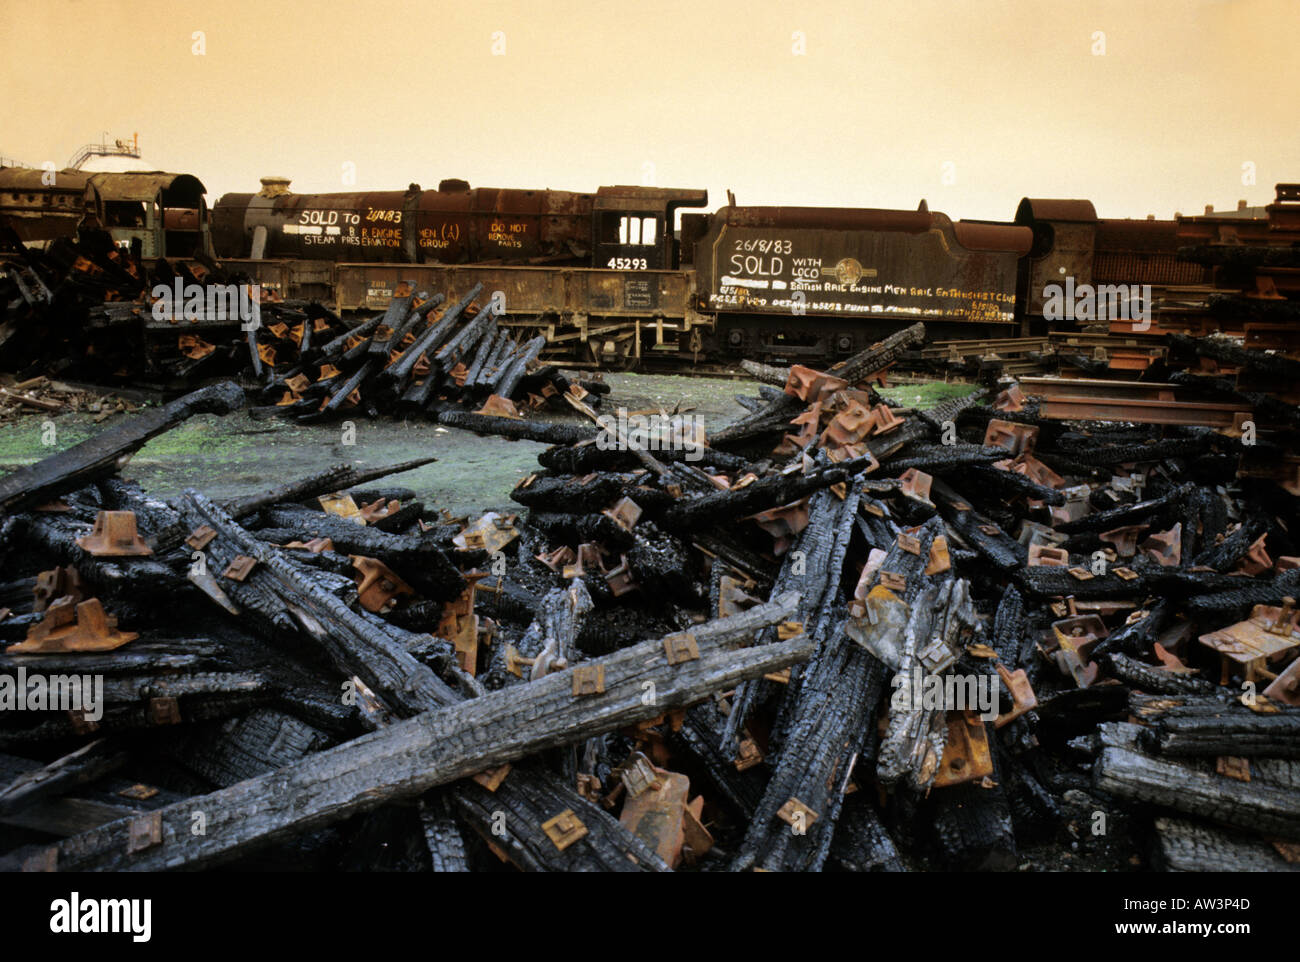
[0,672,272,750]
[383,283,483,387]
[930,478,1026,573]
[739,359,789,386]
[536,439,752,475]
[960,464,1066,506]
[0,639,227,677]
[491,335,546,399]
[0,381,245,515]
[1015,566,1147,600]
[828,796,907,872]
[435,409,597,446]
[720,485,873,754]
[0,739,129,817]
[730,490,899,872]
[463,327,506,387]
[874,538,971,793]
[1185,571,1300,622]
[5,514,182,601]
[449,765,670,872]
[1094,743,1300,841]
[1102,652,1217,695]
[829,321,926,384]
[1154,816,1300,872]
[1054,483,1195,536]
[1131,694,1300,758]
[659,458,869,531]
[34,593,810,871]
[159,708,334,787]
[365,286,418,358]
[252,507,464,599]
[417,792,469,872]
[929,768,1017,871]
[178,490,460,717]
[221,458,437,520]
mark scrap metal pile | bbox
[1,231,603,423]
[1,321,1298,873]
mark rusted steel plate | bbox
[1035,394,1248,428]
[695,206,1025,324]
[212,184,595,264]
[618,769,691,867]
[8,596,137,654]
[333,263,694,320]
[1022,377,1251,429]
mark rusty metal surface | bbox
[952,221,1033,255]
[88,172,205,204]
[215,183,596,265]
[1263,657,1300,706]
[617,767,690,866]
[1198,603,1300,680]
[540,809,588,850]
[1012,201,1202,323]
[436,573,484,674]
[452,511,518,554]
[1024,377,1251,429]
[75,511,153,557]
[715,205,932,232]
[9,596,138,654]
[0,167,97,243]
[696,207,1023,324]
[351,556,414,614]
[333,261,696,321]
[593,185,708,212]
[932,710,994,788]
[1093,218,1210,287]
[1015,199,1098,224]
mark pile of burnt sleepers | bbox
[1,319,1298,872]
[2,235,605,422]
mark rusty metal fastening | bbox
[9,596,138,654]
[75,510,153,557]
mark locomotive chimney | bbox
[259,176,292,198]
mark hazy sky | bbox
[3,0,1296,221]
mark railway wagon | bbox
[685,204,1032,363]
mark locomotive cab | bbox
[592,186,707,271]
[88,172,209,258]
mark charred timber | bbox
[1094,743,1300,841]
[36,595,810,871]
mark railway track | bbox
[1020,376,1251,429]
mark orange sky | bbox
[2,0,1296,221]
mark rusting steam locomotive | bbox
[6,166,1261,369]
[205,178,1035,366]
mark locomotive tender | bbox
[1,167,1232,368]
